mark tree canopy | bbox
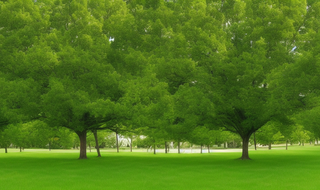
[1,0,319,160]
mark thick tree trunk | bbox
[254,132,257,150]
[154,144,156,154]
[5,147,7,153]
[268,143,271,150]
[116,132,119,153]
[240,136,251,160]
[93,130,101,157]
[178,141,180,154]
[77,130,87,159]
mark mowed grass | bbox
[1,146,320,190]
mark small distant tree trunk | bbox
[268,143,271,150]
[89,142,91,152]
[77,130,88,159]
[20,147,22,152]
[178,141,180,154]
[49,141,51,151]
[254,132,257,150]
[130,137,133,152]
[5,147,7,153]
[208,145,210,153]
[302,140,305,146]
[165,141,167,153]
[154,144,156,154]
[93,130,101,157]
[286,139,288,150]
[233,139,235,148]
[200,145,203,154]
[240,136,251,160]
[116,131,119,153]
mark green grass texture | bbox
[1,145,320,190]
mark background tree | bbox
[255,122,284,150]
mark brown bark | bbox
[268,143,271,150]
[93,130,101,157]
[178,141,180,154]
[77,130,87,159]
[5,147,7,153]
[240,136,251,160]
[116,131,119,153]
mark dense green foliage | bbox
[1,0,320,159]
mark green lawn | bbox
[1,145,320,190]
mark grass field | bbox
[1,145,320,190]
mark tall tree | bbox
[196,0,307,159]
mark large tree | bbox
[194,0,307,159]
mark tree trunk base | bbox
[240,136,251,160]
[77,130,88,159]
